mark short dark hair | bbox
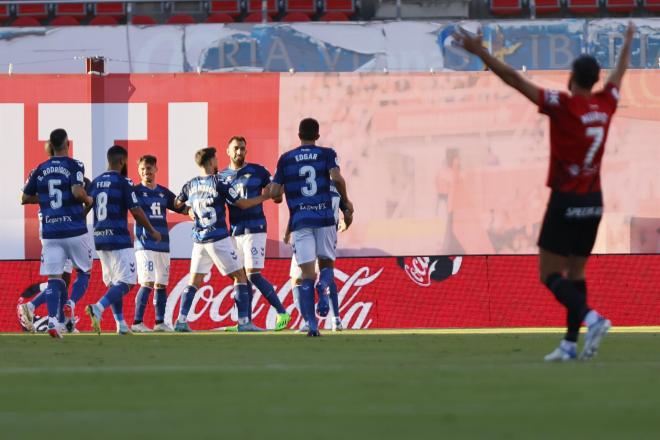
[138,155,157,166]
[49,128,68,152]
[107,145,128,165]
[227,136,246,146]
[298,118,320,141]
[571,55,600,90]
[195,147,216,166]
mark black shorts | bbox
[537,191,603,257]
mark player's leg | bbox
[175,243,210,332]
[209,237,262,332]
[39,239,69,338]
[132,250,155,332]
[153,252,172,332]
[56,261,73,330]
[288,254,308,332]
[318,258,342,331]
[64,234,93,333]
[292,228,320,336]
[242,233,290,330]
[315,226,338,327]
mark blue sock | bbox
[111,297,124,322]
[70,270,90,304]
[328,281,340,318]
[57,287,68,323]
[249,272,286,314]
[300,279,317,332]
[246,282,254,321]
[234,284,250,324]
[154,288,167,323]
[31,290,47,308]
[134,286,152,324]
[178,285,197,322]
[45,279,66,319]
[99,282,130,310]
[292,285,303,321]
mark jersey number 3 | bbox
[299,165,318,197]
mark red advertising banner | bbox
[3,256,659,333]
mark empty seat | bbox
[490,0,523,15]
[131,15,158,25]
[319,11,349,20]
[282,11,312,20]
[286,0,317,14]
[11,16,42,26]
[0,4,9,19]
[642,0,660,10]
[51,15,80,26]
[17,3,49,20]
[205,13,235,22]
[167,14,196,24]
[95,2,126,19]
[247,0,278,14]
[89,15,119,25]
[535,0,562,14]
[605,0,636,11]
[243,11,273,21]
[324,0,354,12]
[55,3,87,18]
[209,0,241,16]
[567,0,600,13]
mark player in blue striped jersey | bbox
[218,136,291,331]
[21,128,94,339]
[18,139,92,334]
[173,147,270,332]
[270,118,354,337]
[131,155,187,333]
[85,145,161,335]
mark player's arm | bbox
[283,224,291,245]
[167,190,189,215]
[329,168,354,215]
[21,169,39,205]
[130,206,161,242]
[234,193,269,210]
[270,156,285,201]
[453,28,540,106]
[606,21,634,89]
[72,184,93,208]
[21,194,38,205]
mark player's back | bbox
[219,163,270,235]
[539,83,619,194]
[274,145,337,231]
[134,184,175,252]
[24,157,87,239]
[179,174,233,243]
[89,171,138,250]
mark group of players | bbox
[18,117,353,338]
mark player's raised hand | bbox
[452,27,484,56]
[625,21,635,41]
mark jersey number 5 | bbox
[48,179,63,209]
[584,127,604,168]
[299,165,317,197]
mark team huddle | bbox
[18,118,354,338]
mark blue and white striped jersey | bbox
[134,184,178,253]
[23,157,88,239]
[89,171,139,251]
[177,174,239,244]
[218,163,270,236]
[273,145,338,232]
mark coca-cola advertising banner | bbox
[2,71,660,259]
[3,256,660,332]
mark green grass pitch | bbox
[1,332,659,439]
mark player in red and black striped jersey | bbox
[454,22,635,361]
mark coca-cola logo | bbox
[397,256,462,287]
[164,265,384,330]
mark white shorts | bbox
[190,237,243,276]
[97,248,137,287]
[63,259,73,274]
[234,232,267,270]
[289,254,320,280]
[135,249,170,286]
[40,234,93,276]
[291,226,337,265]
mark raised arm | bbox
[453,28,540,106]
[606,21,635,89]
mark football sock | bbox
[545,273,589,342]
[300,279,317,332]
[45,279,66,319]
[134,286,152,324]
[234,283,250,325]
[99,282,131,310]
[249,272,286,314]
[70,270,90,305]
[57,287,68,324]
[30,290,47,308]
[246,282,254,321]
[292,284,302,318]
[328,281,340,318]
[111,297,124,323]
[154,288,167,324]
[178,285,197,323]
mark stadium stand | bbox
[209,0,241,17]
[247,0,279,15]
[16,2,49,20]
[166,13,195,23]
[567,0,601,14]
[535,0,562,15]
[319,10,350,19]
[51,15,80,25]
[205,12,235,21]
[490,0,523,15]
[643,0,660,11]
[11,16,42,26]
[604,0,636,12]
[131,14,158,24]
[243,10,273,21]
[283,11,313,20]
[286,0,317,16]
[89,14,119,24]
